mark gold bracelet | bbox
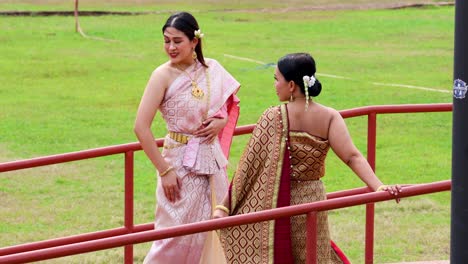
[376,185,388,192]
[215,205,230,214]
[160,166,174,177]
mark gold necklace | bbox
[175,61,204,99]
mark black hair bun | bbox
[309,78,322,97]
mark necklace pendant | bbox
[191,82,204,99]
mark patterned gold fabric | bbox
[289,132,329,181]
[220,105,288,264]
[289,133,342,263]
[221,104,345,264]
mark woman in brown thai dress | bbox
[214,53,401,263]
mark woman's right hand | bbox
[161,170,182,203]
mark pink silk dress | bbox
[143,59,240,264]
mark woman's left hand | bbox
[377,184,403,203]
[213,209,229,219]
[194,117,228,143]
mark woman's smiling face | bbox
[163,26,197,65]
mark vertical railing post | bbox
[367,112,377,177]
[451,1,468,262]
[74,0,79,32]
[124,151,134,264]
[306,211,318,264]
[365,112,377,264]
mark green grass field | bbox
[0,1,454,263]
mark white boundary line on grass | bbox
[223,53,450,94]
[223,54,268,65]
[371,82,450,93]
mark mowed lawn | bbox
[0,2,454,263]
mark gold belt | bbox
[168,131,190,144]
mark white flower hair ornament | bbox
[303,75,316,88]
[194,29,204,39]
[302,75,316,111]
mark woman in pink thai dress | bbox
[134,12,240,264]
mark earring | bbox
[192,50,197,60]
[289,93,294,102]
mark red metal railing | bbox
[0,103,453,264]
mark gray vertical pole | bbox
[451,0,468,263]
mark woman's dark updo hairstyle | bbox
[277,53,322,97]
[162,12,207,67]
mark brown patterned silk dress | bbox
[289,132,343,264]
[221,105,348,264]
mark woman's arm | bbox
[134,67,181,202]
[213,191,230,218]
[328,109,401,195]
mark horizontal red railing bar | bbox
[0,228,129,256]
[0,104,451,173]
[0,186,369,256]
[0,141,153,173]
[325,184,416,199]
[327,186,371,199]
[0,180,451,264]
[340,103,452,118]
[0,223,155,256]
[0,124,255,173]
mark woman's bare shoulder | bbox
[152,61,172,75]
[310,103,336,115]
[318,104,345,124]
[150,61,179,83]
